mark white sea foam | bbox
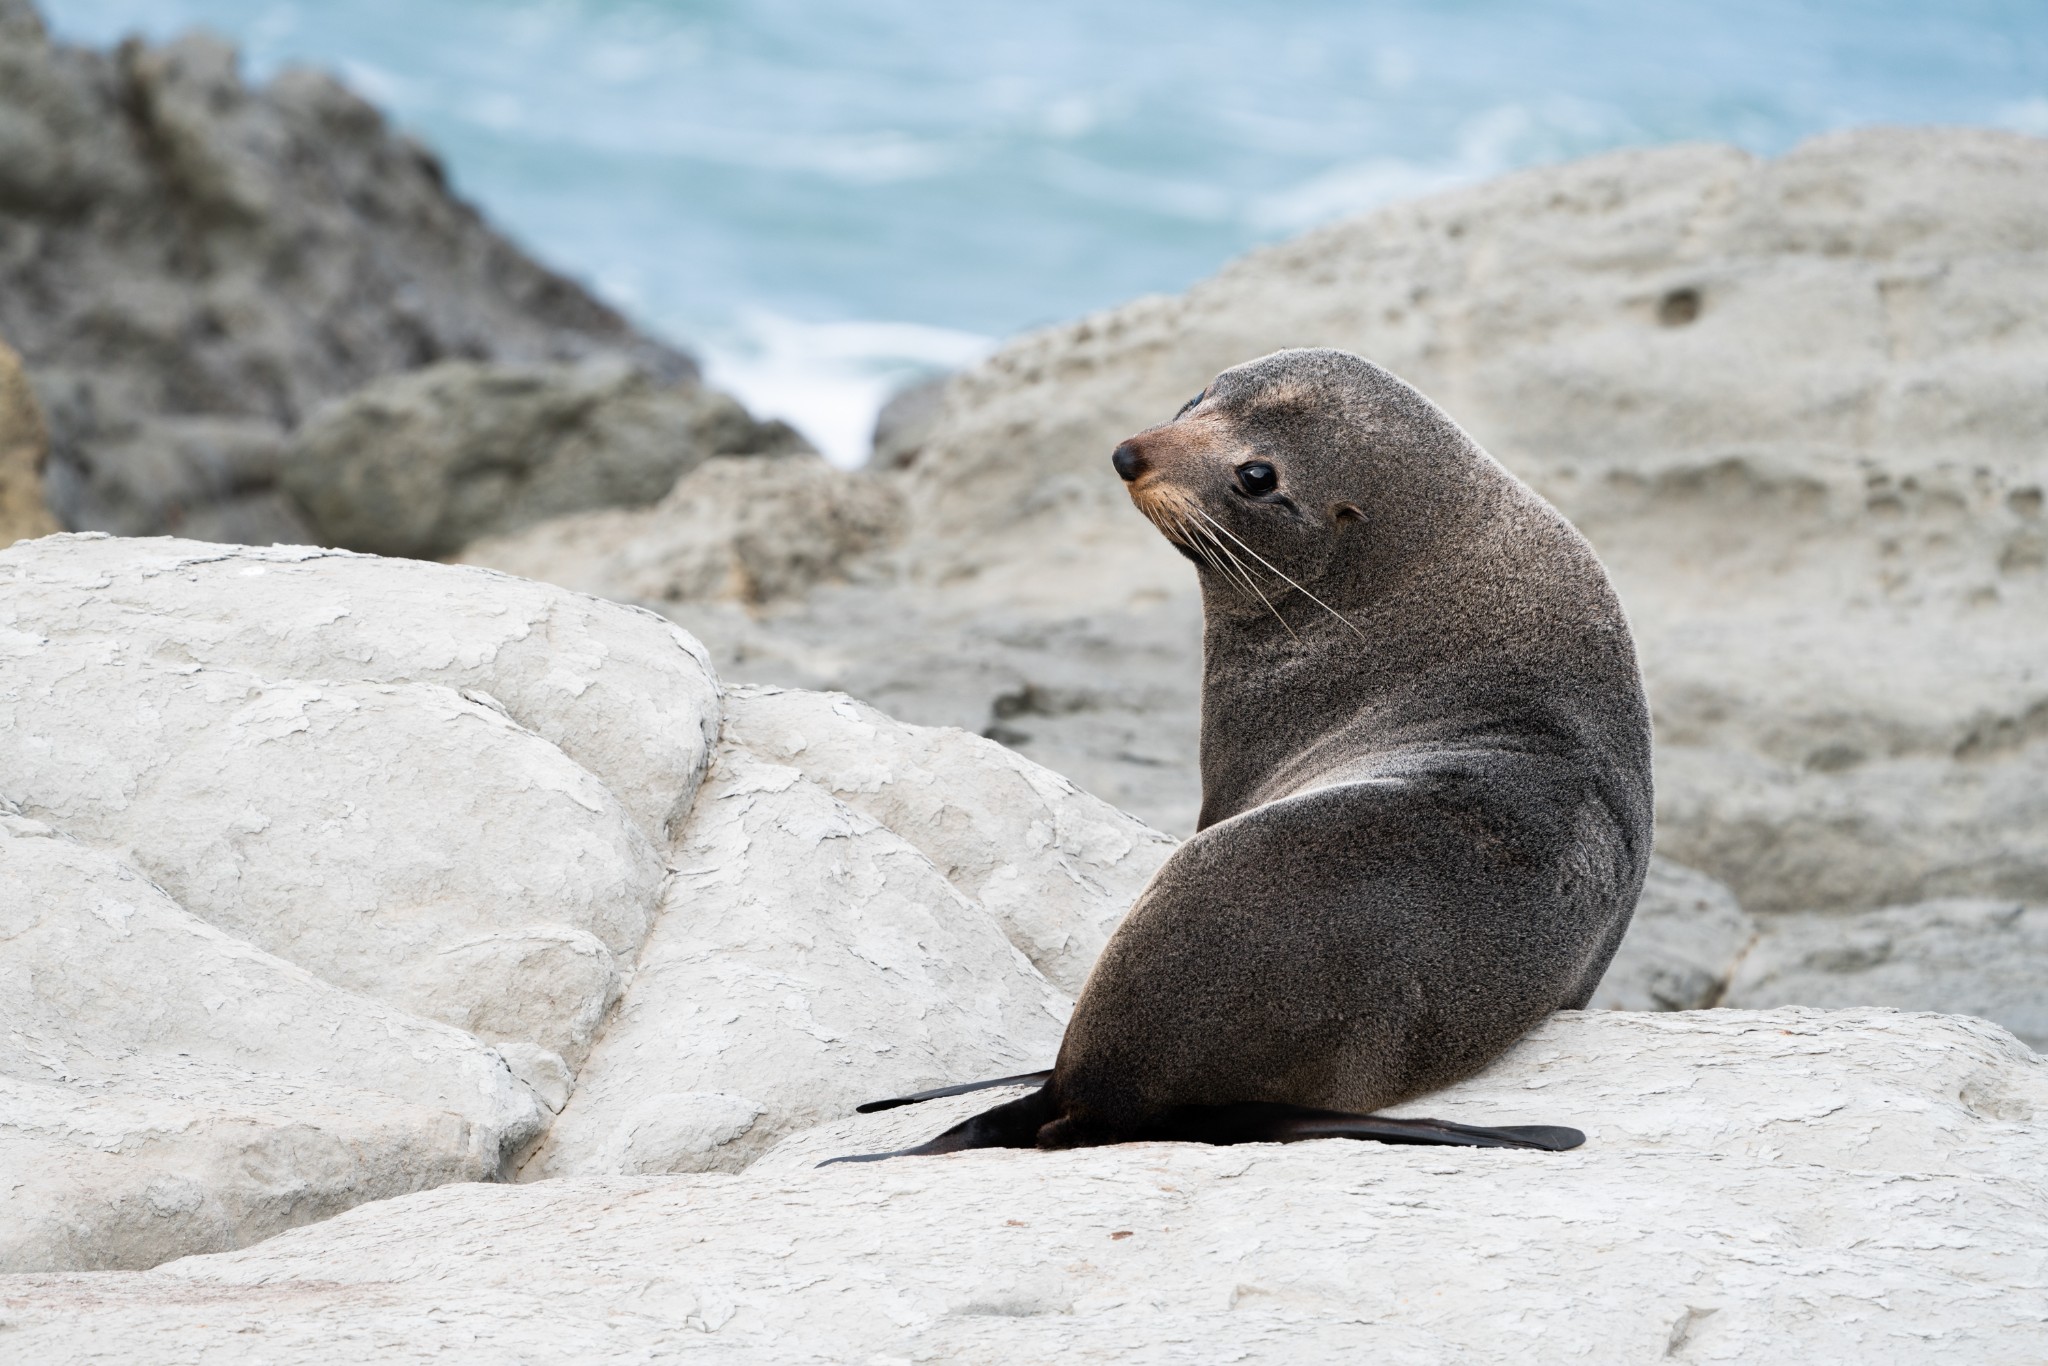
[701,314,993,469]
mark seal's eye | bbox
[1236,462,1278,497]
[1175,390,1205,418]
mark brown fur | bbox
[844,348,1652,1158]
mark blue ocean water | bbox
[46,0,2048,463]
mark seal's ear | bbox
[1331,502,1365,525]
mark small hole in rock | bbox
[1657,288,1702,327]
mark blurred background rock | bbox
[3,0,2045,1045]
[0,0,798,546]
[0,338,60,542]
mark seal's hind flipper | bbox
[1165,1104,1584,1152]
[821,1085,1056,1166]
[1278,1113,1584,1151]
[820,1092,1585,1166]
[852,1069,1053,1114]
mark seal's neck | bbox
[1189,477,1638,830]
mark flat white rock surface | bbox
[7,1009,2043,1363]
[0,808,542,1272]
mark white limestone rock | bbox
[0,535,722,1063]
[0,809,543,1272]
[10,1010,2042,1362]
[1592,857,1757,1011]
[0,533,720,844]
[1727,899,2048,1050]
[720,683,1175,996]
[525,747,1071,1177]
[3,651,656,1063]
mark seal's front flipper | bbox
[820,1085,1056,1166]
[853,1069,1053,1114]
[1159,1104,1585,1152]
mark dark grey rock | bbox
[0,2,694,537]
[282,359,807,560]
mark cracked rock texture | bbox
[525,682,1179,1177]
[522,747,1070,1178]
[8,1010,2044,1362]
[0,0,705,540]
[0,533,1184,1268]
[0,806,543,1273]
[719,684,1176,996]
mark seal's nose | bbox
[1112,442,1146,482]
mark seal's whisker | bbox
[1156,494,1213,568]
[1169,490,1259,590]
[1184,511,1298,640]
[1161,506,1240,596]
[1148,490,1299,640]
[1175,508,1259,603]
[1172,498,1264,605]
[1231,557,1301,641]
[1161,504,1219,570]
[1181,504,1274,596]
[1192,506,1366,640]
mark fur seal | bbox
[830,348,1652,1161]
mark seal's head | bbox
[1111,348,1485,618]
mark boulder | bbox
[0,2,695,538]
[522,747,1071,1178]
[460,451,906,607]
[0,535,722,1065]
[718,684,1175,996]
[520,682,1184,1177]
[1590,857,1756,1012]
[0,337,59,543]
[0,533,1152,1261]
[1727,900,2048,1050]
[280,358,809,560]
[0,807,543,1272]
[7,1010,2042,1360]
